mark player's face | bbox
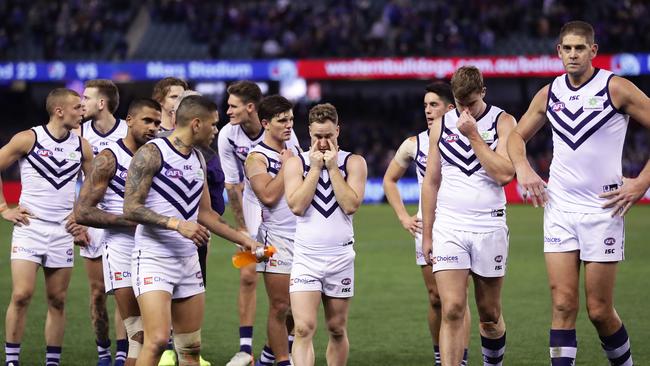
[557,34,597,77]
[128,107,162,146]
[264,109,294,143]
[227,95,252,125]
[309,120,339,153]
[81,87,101,121]
[162,85,185,116]
[195,111,219,148]
[455,90,486,119]
[424,92,450,129]
[61,95,84,129]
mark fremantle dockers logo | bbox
[551,101,565,112]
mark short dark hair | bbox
[85,79,120,114]
[424,81,454,106]
[308,103,338,125]
[258,95,293,122]
[559,21,595,45]
[175,95,218,127]
[46,88,80,116]
[451,66,484,101]
[151,77,189,103]
[227,81,262,107]
[127,98,162,117]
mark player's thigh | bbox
[434,269,470,308]
[10,259,40,297]
[43,267,72,300]
[420,265,440,300]
[545,252,581,304]
[472,274,504,320]
[584,261,618,309]
[171,293,205,334]
[84,256,105,287]
[290,291,321,328]
[264,273,291,306]
[322,296,350,330]
[114,287,141,319]
[137,290,172,337]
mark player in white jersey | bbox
[383,81,471,365]
[75,78,129,366]
[219,81,279,366]
[284,103,367,366]
[74,99,163,366]
[421,66,516,366]
[244,96,301,366]
[507,21,650,366]
[152,77,189,132]
[1,88,93,366]
[122,95,261,366]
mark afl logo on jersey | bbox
[165,168,184,178]
[445,134,459,143]
[236,146,249,156]
[37,148,54,157]
[551,102,565,112]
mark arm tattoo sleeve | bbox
[123,144,171,228]
[75,151,134,228]
[226,185,246,229]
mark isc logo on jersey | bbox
[165,168,183,178]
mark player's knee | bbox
[586,301,615,327]
[144,332,169,357]
[326,317,347,339]
[90,282,107,299]
[124,316,144,359]
[240,271,257,288]
[442,301,466,323]
[294,321,316,339]
[269,298,291,318]
[46,292,66,312]
[552,296,578,319]
[11,289,34,308]
[479,317,505,338]
[476,302,501,323]
[174,330,201,361]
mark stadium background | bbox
[1,0,649,364]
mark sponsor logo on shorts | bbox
[602,184,619,193]
[269,259,291,267]
[195,271,203,279]
[144,277,153,285]
[551,102,565,111]
[66,249,73,256]
[494,255,503,263]
[341,278,352,286]
[142,276,167,285]
[544,236,561,244]
[432,255,459,265]
[164,168,184,178]
[491,209,505,217]
[341,287,351,293]
[290,278,318,286]
[11,246,37,255]
[494,265,503,270]
[605,248,616,254]
[114,271,131,281]
[445,134,459,143]
[604,237,616,246]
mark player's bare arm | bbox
[123,143,209,246]
[507,85,551,207]
[383,136,422,236]
[80,137,94,176]
[225,182,247,231]
[326,140,366,215]
[599,76,650,215]
[197,177,257,251]
[245,151,290,207]
[285,145,322,216]
[74,149,135,228]
[421,118,443,265]
[0,130,35,225]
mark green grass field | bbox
[1,204,649,365]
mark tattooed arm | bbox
[74,149,135,228]
[123,143,210,246]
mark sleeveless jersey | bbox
[249,141,302,238]
[80,118,128,155]
[414,129,429,218]
[100,139,136,247]
[436,106,507,231]
[546,68,629,213]
[134,138,205,257]
[294,150,355,254]
[19,125,83,222]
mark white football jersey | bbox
[19,126,84,222]
[249,141,301,238]
[435,106,507,231]
[546,68,629,213]
[294,150,355,254]
[80,119,128,155]
[414,129,429,218]
[134,138,205,257]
